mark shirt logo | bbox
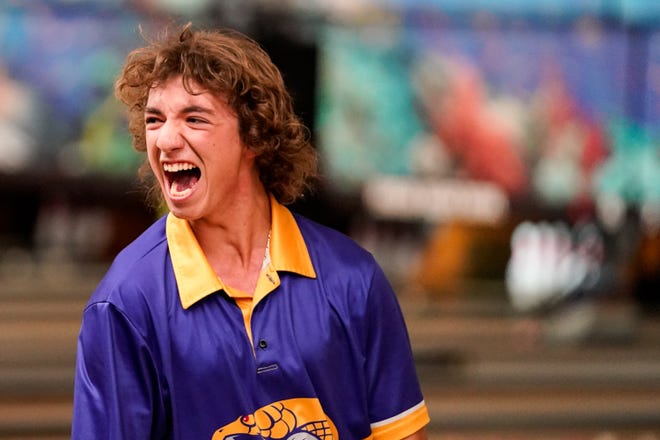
[212,398,337,440]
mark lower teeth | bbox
[170,181,193,197]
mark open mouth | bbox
[163,162,201,198]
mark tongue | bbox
[171,172,199,194]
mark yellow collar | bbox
[166,195,316,309]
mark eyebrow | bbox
[144,105,215,115]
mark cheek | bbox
[146,146,161,176]
[145,132,157,154]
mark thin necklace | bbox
[261,231,271,270]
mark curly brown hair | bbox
[115,23,318,205]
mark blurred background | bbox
[1,0,659,438]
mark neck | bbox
[190,187,271,274]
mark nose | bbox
[155,120,184,152]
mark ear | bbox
[243,145,258,160]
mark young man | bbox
[72,23,429,440]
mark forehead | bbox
[148,75,200,97]
[146,75,226,107]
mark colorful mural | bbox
[1,1,659,208]
[317,10,660,212]
[0,4,157,175]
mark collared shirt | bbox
[168,195,317,348]
[72,197,429,440]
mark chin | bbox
[165,201,196,220]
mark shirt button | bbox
[258,339,268,349]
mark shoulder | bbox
[86,215,171,309]
[292,214,389,305]
[112,214,169,266]
[294,213,377,270]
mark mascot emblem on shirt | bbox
[212,398,338,440]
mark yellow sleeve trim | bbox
[369,401,430,440]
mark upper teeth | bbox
[164,163,196,172]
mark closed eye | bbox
[144,107,164,126]
[186,116,208,125]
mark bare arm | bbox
[401,427,428,440]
